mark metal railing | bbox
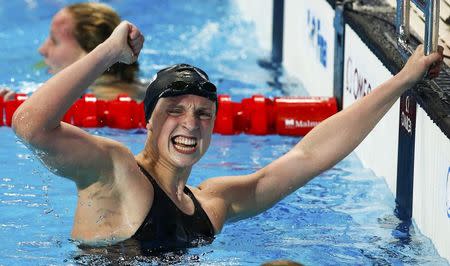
[396,0,440,56]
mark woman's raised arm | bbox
[11,21,144,186]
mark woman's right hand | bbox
[107,21,144,65]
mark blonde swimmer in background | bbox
[12,19,443,252]
[1,2,144,102]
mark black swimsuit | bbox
[131,164,215,251]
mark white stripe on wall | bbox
[413,106,450,260]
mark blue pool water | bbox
[0,0,448,265]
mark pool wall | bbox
[342,25,399,195]
[414,109,450,259]
[236,0,450,261]
[283,0,335,97]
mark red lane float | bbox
[4,93,28,127]
[61,93,146,129]
[213,94,337,136]
[106,94,146,129]
[1,93,337,136]
[0,96,3,126]
[274,97,337,136]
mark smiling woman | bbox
[1,1,448,265]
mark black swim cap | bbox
[143,64,218,122]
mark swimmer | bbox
[1,3,144,102]
[261,260,305,266]
[11,21,443,251]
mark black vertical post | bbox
[333,3,345,111]
[395,90,417,220]
[272,0,284,64]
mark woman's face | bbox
[148,95,216,169]
[38,9,87,74]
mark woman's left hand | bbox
[400,44,444,85]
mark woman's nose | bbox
[182,113,199,131]
[38,38,49,56]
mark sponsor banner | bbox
[400,95,415,135]
[395,91,417,220]
[283,0,335,96]
[284,119,320,128]
[343,25,392,107]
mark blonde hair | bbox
[261,260,305,266]
[66,2,139,82]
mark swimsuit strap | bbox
[136,163,214,234]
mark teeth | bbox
[174,144,195,152]
[173,136,197,146]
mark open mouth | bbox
[171,135,198,154]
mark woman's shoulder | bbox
[91,75,147,101]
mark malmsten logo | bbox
[284,119,320,128]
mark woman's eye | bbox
[168,108,183,115]
[50,36,58,45]
[198,112,212,120]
